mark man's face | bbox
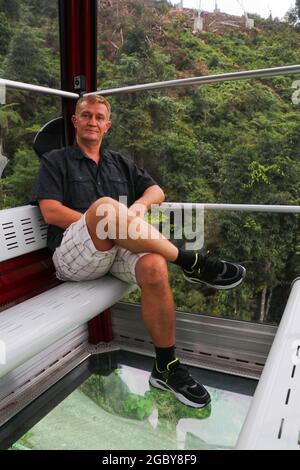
[72,101,111,145]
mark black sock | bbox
[155,345,176,371]
[173,249,204,271]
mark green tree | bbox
[0,148,39,209]
[0,0,20,21]
[0,104,22,158]
[23,0,58,19]
[123,27,150,56]
[0,12,13,56]
[4,27,57,87]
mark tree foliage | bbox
[0,12,12,56]
[0,0,20,21]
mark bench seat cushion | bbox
[0,276,134,378]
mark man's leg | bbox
[135,254,175,348]
[85,197,178,261]
[134,253,211,408]
[85,197,246,290]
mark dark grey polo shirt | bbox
[30,145,157,252]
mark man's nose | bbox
[88,115,97,125]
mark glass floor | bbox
[8,352,256,451]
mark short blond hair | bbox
[75,95,111,119]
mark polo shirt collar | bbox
[72,143,107,161]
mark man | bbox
[31,95,245,408]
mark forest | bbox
[0,0,300,324]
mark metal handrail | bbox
[85,64,300,97]
[1,70,300,214]
[161,203,300,214]
[1,64,300,98]
[0,79,79,99]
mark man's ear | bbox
[71,115,77,128]
[106,120,112,132]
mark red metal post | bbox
[88,310,114,345]
[58,0,113,344]
[59,0,98,145]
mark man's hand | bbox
[129,202,148,218]
[129,186,165,219]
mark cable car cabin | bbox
[1,0,300,451]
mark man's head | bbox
[72,95,111,146]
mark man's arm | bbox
[129,185,165,217]
[39,199,82,229]
[40,185,164,227]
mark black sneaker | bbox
[183,253,246,290]
[149,359,211,408]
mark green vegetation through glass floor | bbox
[11,363,252,450]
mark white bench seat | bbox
[0,277,133,378]
[0,205,135,379]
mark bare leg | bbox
[135,254,176,347]
[85,197,178,262]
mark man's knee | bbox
[85,197,117,250]
[86,197,118,228]
[88,197,117,217]
[136,254,169,287]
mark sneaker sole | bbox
[149,376,211,408]
[183,266,246,290]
